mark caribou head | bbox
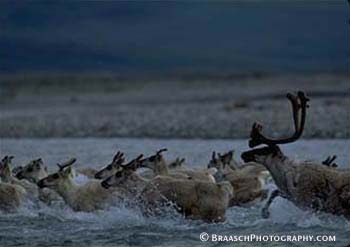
[241,91,309,192]
[94,151,125,179]
[101,155,144,189]
[138,148,168,171]
[16,158,48,183]
[37,158,77,189]
[241,91,309,163]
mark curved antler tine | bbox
[248,122,266,148]
[136,154,144,160]
[286,93,301,133]
[298,91,310,107]
[248,91,310,148]
[296,91,309,137]
[57,158,76,171]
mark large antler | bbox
[249,91,309,148]
[57,158,77,171]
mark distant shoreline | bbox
[0,73,349,139]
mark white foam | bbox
[74,173,90,185]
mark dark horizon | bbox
[1,1,349,75]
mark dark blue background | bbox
[1,1,349,74]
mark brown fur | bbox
[140,152,215,183]
[248,147,350,219]
[77,168,98,178]
[15,158,63,205]
[38,166,123,212]
[16,158,48,183]
[241,91,350,219]
[0,156,38,198]
[102,168,233,222]
[208,152,269,206]
[141,176,233,222]
[0,182,25,212]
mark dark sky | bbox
[1,1,349,74]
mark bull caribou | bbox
[241,91,350,219]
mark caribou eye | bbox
[149,156,155,162]
[107,165,112,171]
[115,172,122,178]
[27,167,33,172]
[52,174,59,179]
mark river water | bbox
[0,138,349,247]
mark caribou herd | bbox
[0,91,349,222]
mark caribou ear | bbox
[180,158,185,164]
[8,156,14,161]
[212,151,216,161]
[228,151,234,159]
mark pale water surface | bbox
[0,138,349,247]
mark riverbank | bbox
[0,73,349,139]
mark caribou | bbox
[208,151,269,206]
[241,91,350,219]
[0,181,25,213]
[94,151,125,179]
[101,157,233,223]
[16,158,48,183]
[0,156,38,198]
[138,149,216,183]
[37,158,124,212]
[15,157,63,205]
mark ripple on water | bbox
[0,138,349,246]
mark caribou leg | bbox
[261,190,283,218]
